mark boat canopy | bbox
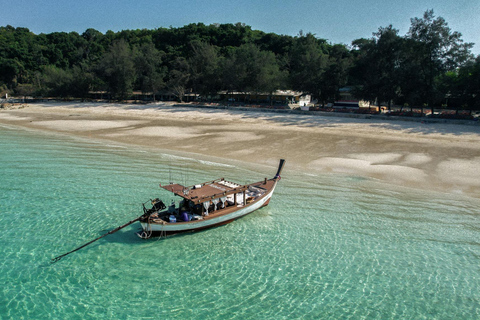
[160,178,263,205]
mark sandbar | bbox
[1,102,480,198]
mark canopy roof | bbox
[160,178,251,205]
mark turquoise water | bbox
[1,125,479,319]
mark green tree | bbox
[288,33,328,102]
[70,64,94,100]
[44,31,84,68]
[167,57,190,102]
[254,49,286,103]
[446,56,480,114]
[0,26,45,86]
[351,25,403,109]
[219,53,238,98]
[319,44,352,105]
[135,42,166,101]
[97,39,136,100]
[465,56,480,112]
[0,58,24,86]
[406,9,474,114]
[188,40,221,99]
[222,43,284,102]
[80,28,105,63]
[40,65,73,97]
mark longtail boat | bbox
[137,159,285,238]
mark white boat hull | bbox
[140,183,276,233]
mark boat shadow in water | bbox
[99,225,205,244]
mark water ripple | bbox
[1,127,480,319]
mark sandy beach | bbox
[1,102,480,198]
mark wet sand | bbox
[1,102,480,197]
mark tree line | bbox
[1,10,478,113]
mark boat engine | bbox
[151,198,166,212]
[143,198,166,217]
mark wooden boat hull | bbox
[139,182,277,235]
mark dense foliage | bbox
[0,11,478,111]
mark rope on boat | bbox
[144,215,153,239]
[160,221,166,238]
[142,215,167,239]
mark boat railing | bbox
[218,180,241,188]
[189,177,225,189]
[185,178,244,191]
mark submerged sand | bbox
[1,102,480,198]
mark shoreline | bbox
[1,102,480,198]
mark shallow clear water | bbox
[1,125,479,319]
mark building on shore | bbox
[87,90,310,106]
[216,90,311,106]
